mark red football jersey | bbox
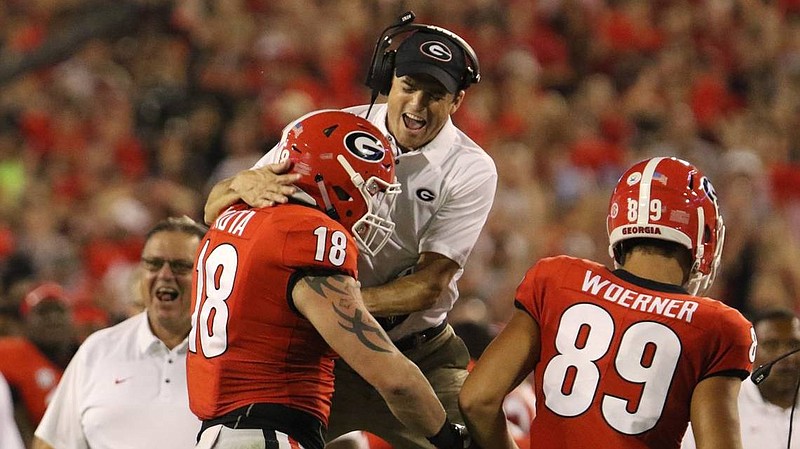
[0,337,63,424]
[515,256,755,449]
[187,204,358,424]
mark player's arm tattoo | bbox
[303,275,392,353]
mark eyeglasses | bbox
[140,257,194,275]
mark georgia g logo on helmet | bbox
[420,41,452,62]
[344,131,385,162]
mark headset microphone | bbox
[751,346,800,385]
[395,11,415,26]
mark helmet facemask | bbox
[685,213,725,296]
[336,155,400,256]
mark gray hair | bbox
[145,216,208,241]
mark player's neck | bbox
[621,253,686,288]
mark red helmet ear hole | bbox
[703,225,712,244]
[332,186,352,201]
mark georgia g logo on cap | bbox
[344,131,385,162]
[420,40,452,62]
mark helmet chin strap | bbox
[315,175,339,219]
[337,155,365,187]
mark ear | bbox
[449,90,466,115]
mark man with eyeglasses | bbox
[32,216,207,449]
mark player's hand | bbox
[229,160,301,208]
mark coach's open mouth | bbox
[156,287,179,301]
[403,112,426,130]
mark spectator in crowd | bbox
[460,157,755,449]
[0,372,24,449]
[32,216,206,449]
[202,17,496,449]
[188,110,466,449]
[682,307,800,449]
[0,282,77,446]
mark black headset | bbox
[365,11,481,98]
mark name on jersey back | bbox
[580,270,698,323]
[213,208,256,237]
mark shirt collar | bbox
[134,311,189,355]
[741,375,800,410]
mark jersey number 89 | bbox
[543,303,681,435]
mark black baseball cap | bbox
[394,30,468,94]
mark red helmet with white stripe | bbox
[277,110,401,256]
[607,157,725,295]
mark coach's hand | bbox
[230,160,300,208]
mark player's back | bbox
[187,203,358,424]
[515,255,754,449]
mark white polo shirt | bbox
[0,372,23,449]
[34,312,201,449]
[255,103,497,340]
[681,379,800,449]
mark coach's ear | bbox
[449,90,465,115]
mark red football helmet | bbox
[607,157,725,295]
[276,110,401,256]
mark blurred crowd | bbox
[0,0,799,343]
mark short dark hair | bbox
[614,238,692,272]
[146,216,208,241]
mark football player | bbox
[459,157,756,449]
[187,110,467,449]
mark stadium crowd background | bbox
[0,0,799,340]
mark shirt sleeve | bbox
[419,159,497,267]
[34,346,90,449]
[252,143,282,169]
[704,308,754,380]
[513,258,548,323]
[282,216,359,277]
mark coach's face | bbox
[755,316,800,397]
[139,230,200,340]
[386,74,464,152]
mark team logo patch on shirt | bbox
[416,188,436,202]
[344,131,385,162]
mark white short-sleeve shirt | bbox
[0,372,24,449]
[255,103,497,339]
[681,379,800,449]
[34,312,201,449]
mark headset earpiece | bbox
[366,34,393,94]
[376,50,396,95]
